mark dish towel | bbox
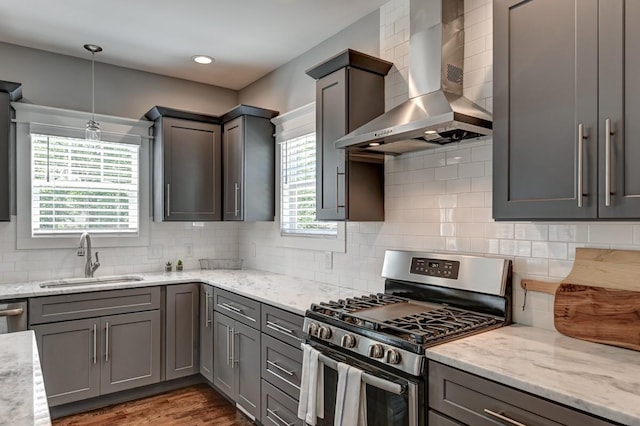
[298,344,325,425]
[334,362,367,426]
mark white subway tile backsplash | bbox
[471,176,492,192]
[589,224,633,244]
[446,178,471,194]
[514,223,548,241]
[446,148,472,165]
[548,224,589,242]
[458,162,486,178]
[434,165,458,180]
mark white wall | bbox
[238,0,640,330]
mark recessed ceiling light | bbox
[192,55,214,64]
[369,142,381,147]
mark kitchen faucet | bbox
[77,232,100,278]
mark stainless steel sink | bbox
[39,275,145,288]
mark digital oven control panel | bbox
[410,257,460,279]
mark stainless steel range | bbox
[302,250,512,426]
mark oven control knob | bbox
[368,344,384,359]
[318,326,332,340]
[341,334,357,348]
[386,349,402,365]
[307,322,319,337]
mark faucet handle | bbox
[92,252,101,273]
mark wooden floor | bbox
[53,384,256,426]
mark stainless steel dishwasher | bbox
[0,300,28,333]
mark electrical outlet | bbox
[192,222,205,228]
[184,243,194,257]
[148,245,163,259]
[324,251,333,270]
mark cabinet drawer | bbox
[262,334,302,399]
[428,410,463,426]
[262,379,304,426]
[214,288,260,327]
[29,287,161,325]
[429,361,617,426]
[262,304,304,347]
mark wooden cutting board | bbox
[524,248,640,351]
[553,283,640,351]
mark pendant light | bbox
[84,43,102,142]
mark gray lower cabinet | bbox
[199,285,214,382]
[31,318,101,406]
[306,49,391,221]
[213,311,261,421]
[32,310,161,406]
[165,284,199,380]
[428,361,617,425]
[260,304,304,426]
[493,0,640,220]
[29,287,162,407]
[221,106,278,222]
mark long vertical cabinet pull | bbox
[336,166,345,213]
[577,124,585,207]
[205,293,212,327]
[166,184,171,216]
[605,118,613,207]
[92,324,97,365]
[105,322,110,362]
[234,183,240,217]
[226,325,231,365]
[233,330,239,366]
[230,327,236,368]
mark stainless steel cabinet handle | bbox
[166,184,171,216]
[205,293,212,327]
[266,321,295,336]
[336,166,345,213]
[483,409,527,426]
[577,123,586,208]
[93,324,97,365]
[0,308,24,317]
[267,360,295,376]
[220,302,242,313]
[266,408,294,426]
[231,328,237,367]
[105,322,110,363]
[234,183,240,216]
[226,325,231,365]
[605,118,613,207]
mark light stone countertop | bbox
[0,268,365,315]
[0,331,51,426]
[426,325,640,426]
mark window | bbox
[280,133,337,236]
[14,103,151,249]
[30,134,139,235]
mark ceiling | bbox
[0,0,387,91]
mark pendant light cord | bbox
[91,52,95,122]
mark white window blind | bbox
[30,133,139,235]
[280,133,337,236]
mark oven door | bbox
[309,342,424,426]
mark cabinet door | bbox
[199,286,214,382]
[235,321,261,421]
[213,311,235,400]
[162,117,222,221]
[493,0,598,220]
[316,68,347,221]
[100,310,161,394]
[31,318,101,407]
[598,0,640,217]
[223,116,244,221]
[165,284,199,380]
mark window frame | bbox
[272,102,345,252]
[13,103,152,250]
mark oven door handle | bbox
[317,352,405,396]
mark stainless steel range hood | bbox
[335,0,492,155]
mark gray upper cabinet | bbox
[0,81,22,222]
[221,105,278,222]
[494,0,640,220]
[199,285,214,383]
[165,284,199,381]
[146,107,222,222]
[306,49,392,221]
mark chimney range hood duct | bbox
[335,0,492,155]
